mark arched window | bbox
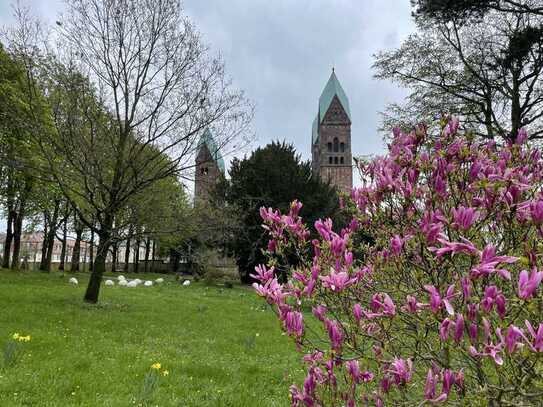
[333,138,339,152]
[327,142,332,152]
[334,157,339,165]
[329,156,333,164]
[340,157,344,164]
[340,142,345,152]
[201,167,209,175]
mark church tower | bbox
[194,128,225,204]
[311,70,353,192]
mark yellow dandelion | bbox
[162,370,169,377]
[20,335,31,342]
[12,333,20,340]
[151,362,161,370]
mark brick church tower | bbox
[311,70,353,192]
[194,128,225,204]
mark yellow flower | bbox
[162,370,169,377]
[151,362,161,370]
[19,335,31,342]
[12,333,20,340]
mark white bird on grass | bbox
[144,280,153,287]
[105,280,115,286]
[155,278,164,284]
[182,280,191,286]
[126,280,138,288]
[118,279,128,287]
[69,277,78,285]
[117,275,126,281]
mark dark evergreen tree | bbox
[221,141,341,283]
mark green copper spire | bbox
[199,128,225,173]
[318,70,351,124]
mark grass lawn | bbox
[0,270,301,406]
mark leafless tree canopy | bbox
[374,7,543,141]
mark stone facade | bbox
[194,144,222,204]
[311,71,353,193]
[194,128,225,204]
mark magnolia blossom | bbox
[319,270,357,292]
[518,268,543,299]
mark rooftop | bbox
[199,128,225,173]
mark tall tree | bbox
[375,5,543,141]
[412,0,543,22]
[30,0,252,303]
[220,141,341,283]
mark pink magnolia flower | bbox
[390,235,404,256]
[320,270,357,292]
[452,206,479,231]
[364,293,396,319]
[424,284,457,315]
[251,264,275,282]
[505,325,525,353]
[284,311,304,338]
[314,218,333,241]
[480,285,506,318]
[469,342,504,365]
[454,314,465,343]
[330,233,349,257]
[312,305,327,322]
[352,303,362,322]
[518,268,543,299]
[516,127,528,144]
[346,360,374,384]
[430,236,479,258]
[525,320,543,352]
[471,244,518,280]
[402,295,426,313]
[325,319,344,351]
[388,358,413,385]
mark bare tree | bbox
[374,8,543,141]
[35,0,252,302]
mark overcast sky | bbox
[0,0,415,165]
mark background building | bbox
[194,128,226,203]
[311,70,353,192]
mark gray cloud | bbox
[0,0,415,164]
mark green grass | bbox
[0,270,301,406]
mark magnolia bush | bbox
[253,121,543,406]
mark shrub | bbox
[253,121,543,405]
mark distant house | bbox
[0,232,148,269]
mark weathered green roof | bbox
[318,70,351,124]
[199,128,225,173]
[312,115,319,144]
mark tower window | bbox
[340,142,345,152]
[201,167,209,175]
[327,142,332,152]
[334,157,338,165]
[340,156,344,164]
[329,156,333,164]
[333,138,339,152]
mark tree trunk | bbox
[39,217,49,271]
[70,227,82,272]
[2,209,14,269]
[84,231,110,303]
[11,179,32,270]
[134,238,140,273]
[89,228,94,272]
[144,236,151,272]
[84,213,113,303]
[10,210,23,270]
[58,213,69,271]
[151,239,156,273]
[111,242,118,272]
[44,201,60,272]
[123,238,131,273]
